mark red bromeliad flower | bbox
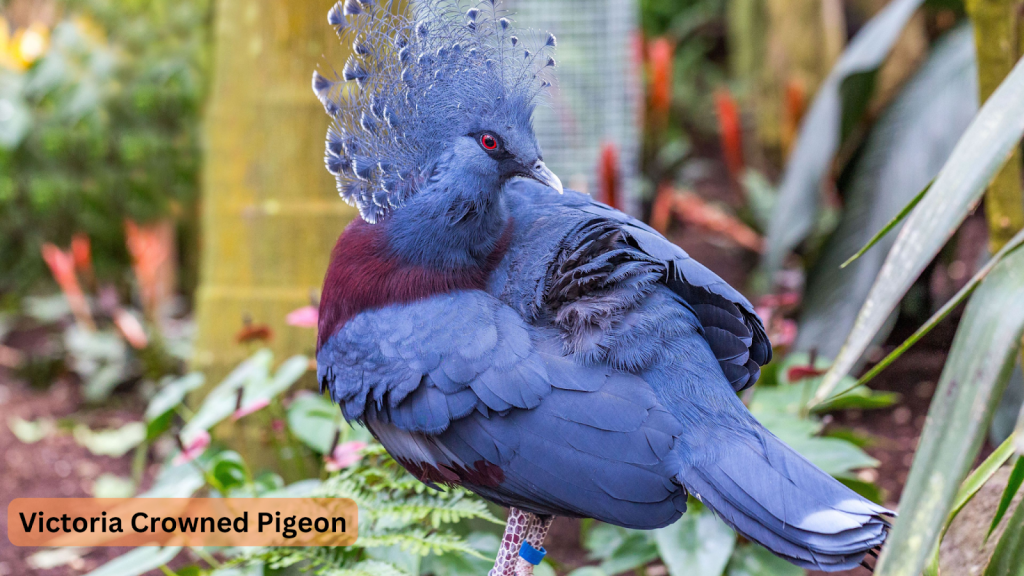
[71,234,92,276]
[647,38,674,123]
[782,78,807,154]
[714,89,744,179]
[124,220,171,318]
[648,186,764,253]
[597,143,621,211]
[40,242,95,330]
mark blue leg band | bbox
[518,541,546,565]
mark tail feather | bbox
[679,427,893,571]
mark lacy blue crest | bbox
[314,0,558,223]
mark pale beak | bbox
[526,160,563,194]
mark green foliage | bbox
[817,44,1024,404]
[984,490,1024,576]
[287,391,347,454]
[0,0,209,294]
[582,519,660,575]
[867,248,1024,575]
[224,450,504,575]
[988,456,1024,540]
[724,544,803,576]
[78,349,501,576]
[653,504,735,576]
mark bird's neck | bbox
[316,179,512,351]
[383,168,509,271]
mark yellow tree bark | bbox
[193,0,355,383]
[967,0,1024,252]
[730,0,845,155]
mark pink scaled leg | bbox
[514,514,553,576]
[490,508,531,576]
[490,508,555,576]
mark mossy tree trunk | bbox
[966,0,1024,253]
[729,0,845,156]
[192,0,354,471]
[967,0,1024,404]
[194,0,354,375]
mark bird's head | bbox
[441,94,562,195]
[313,0,560,223]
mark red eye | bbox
[480,134,498,150]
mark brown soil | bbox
[0,371,186,576]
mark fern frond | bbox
[356,530,491,559]
[322,560,412,576]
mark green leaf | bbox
[73,422,146,457]
[817,45,1024,404]
[333,560,413,576]
[762,0,927,276]
[81,546,182,576]
[584,523,658,575]
[207,567,264,576]
[836,474,886,504]
[7,417,55,443]
[139,459,206,498]
[0,74,32,149]
[180,350,274,443]
[287,391,345,454]
[653,506,735,576]
[145,373,205,422]
[849,227,1024,393]
[259,479,320,498]
[209,450,250,493]
[146,410,174,442]
[726,544,804,576]
[814,387,899,412]
[797,25,976,359]
[420,531,501,576]
[65,326,132,403]
[784,436,879,477]
[983,493,1024,576]
[92,473,135,498]
[951,433,1018,526]
[988,456,1024,540]
[922,388,1023,575]
[839,181,932,270]
[875,248,1024,576]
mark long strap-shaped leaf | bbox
[984,492,1024,576]
[875,248,1024,576]
[819,227,1024,402]
[761,0,927,276]
[815,52,1024,403]
[922,432,1019,576]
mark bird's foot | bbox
[489,508,553,576]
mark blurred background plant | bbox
[0,0,209,297]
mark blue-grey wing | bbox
[317,290,688,528]
[317,291,550,433]
[501,180,771,391]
